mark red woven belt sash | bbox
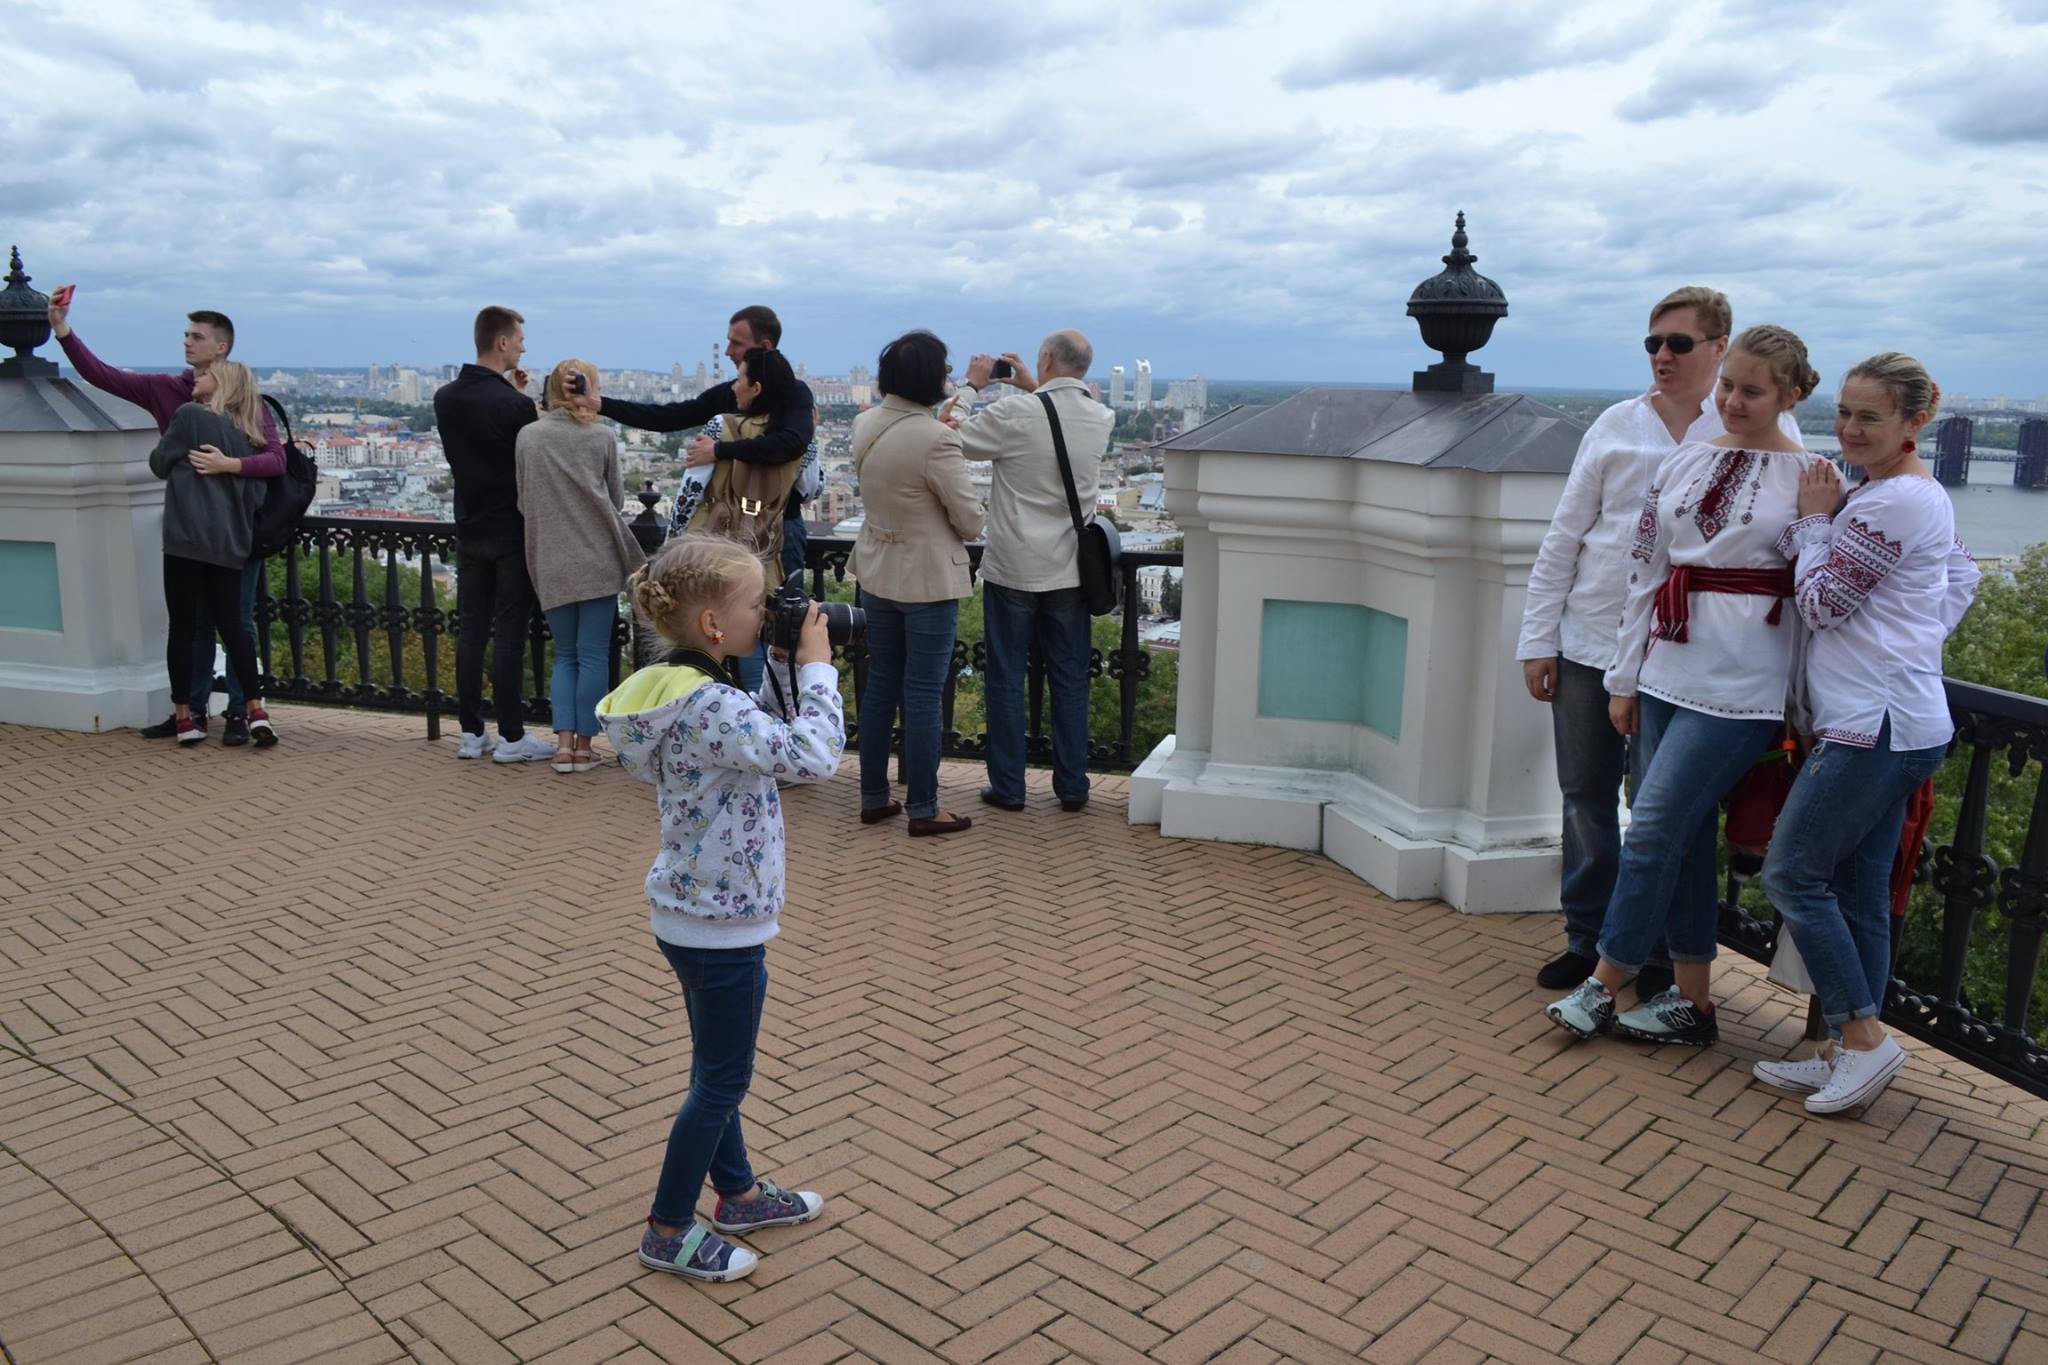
[1650,566,1795,643]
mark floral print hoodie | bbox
[597,657,844,948]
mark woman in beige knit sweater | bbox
[517,360,646,772]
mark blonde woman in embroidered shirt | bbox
[1750,355,1980,1115]
[1547,325,1827,1046]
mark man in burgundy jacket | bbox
[49,287,284,743]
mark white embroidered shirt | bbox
[1606,442,1809,721]
[1778,475,1980,751]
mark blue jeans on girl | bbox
[857,590,959,819]
[1597,695,1779,972]
[1763,718,1947,1028]
[545,596,616,737]
[650,942,766,1224]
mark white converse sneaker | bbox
[492,733,558,763]
[455,731,499,760]
[1806,1036,1906,1114]
[1753,1050,1835,1094]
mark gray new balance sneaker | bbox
[1545,978,1616,1039]
[1613,987,1718,1046]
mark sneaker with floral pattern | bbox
[637,1218,758,1281]
[710,1178,824,1234]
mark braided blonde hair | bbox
[1730,324,1820,402]
[630,533,761,648]
[1843,353,1940,421]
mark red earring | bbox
[710,628,725,644]
[1902,439,1916,455]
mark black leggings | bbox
[164,555,261,709]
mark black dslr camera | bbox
[761,569,864,651]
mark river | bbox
[1803,435,2044,563]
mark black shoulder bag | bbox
[1038,391,1122,616]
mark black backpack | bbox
[253,394,318,559]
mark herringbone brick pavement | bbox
[3,706,2046,1365]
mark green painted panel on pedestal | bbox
[1258,600,1406,737]
[0,541,63,632]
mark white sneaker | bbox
[455,731,498,760]
[1753,1050,1835,1094]
[492,734,558,763]
[1806,1036,1906,1114]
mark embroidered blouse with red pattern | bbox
[1779,474,1979,751]
[1605,441,1809,721]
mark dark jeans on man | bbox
[189,557,264,714]
[455,536,535,740]
[164,555,260,709]
[982,582,1092,807]
[857,589,959,819]
[1554,657,1658,963]
[649,942,766,1225]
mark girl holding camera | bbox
[597,534,842,1282]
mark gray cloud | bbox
[1615,52,1791,122]
[1282,4,1663,92]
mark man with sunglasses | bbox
[1516,286,1801,998]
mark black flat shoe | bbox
[860,802,902,825]
[139,713,182,739]
[1537,950,1598,990]
[1059,798,1087,813]
[908,812,972,837]
[979,787,1024,812]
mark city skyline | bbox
[8,2,2046,394]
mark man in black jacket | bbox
[434,306,553,762]
[573,304,814,690]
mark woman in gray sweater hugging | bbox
[148,361,278,747]
[518,360,646,772]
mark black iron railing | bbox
[1717,677,2048,1099]
[243,516,1181,770]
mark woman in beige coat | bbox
[849,332,986,836]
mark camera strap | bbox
[1037,392,1089,542]
[663,646,740,687]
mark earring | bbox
[1902,439,1916,455]
[710,628,725,644]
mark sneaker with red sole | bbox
[246,706,278,746]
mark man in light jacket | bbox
[950,330,1114,814]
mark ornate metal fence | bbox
[245,516,1181,770]
[1717,677,2048,1098]
[240,514,2046,1097]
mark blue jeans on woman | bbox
[650,942,765,1224]
[1763,718,1947,1028]
[857,589,959,819]
[544,596,615,737]
[982,583,1093,807]
[1597,695,1779,972]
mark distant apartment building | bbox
[1135,359,1152,409]
[1110,365,1126,409]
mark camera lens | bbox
[821,602,865,647]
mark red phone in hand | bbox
[53,285,75,308]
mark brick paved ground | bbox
[3,705,2046,1365]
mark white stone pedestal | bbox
[1138,389,1582,914]
[0,378,168,732]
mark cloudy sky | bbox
[9,0,2047,395]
